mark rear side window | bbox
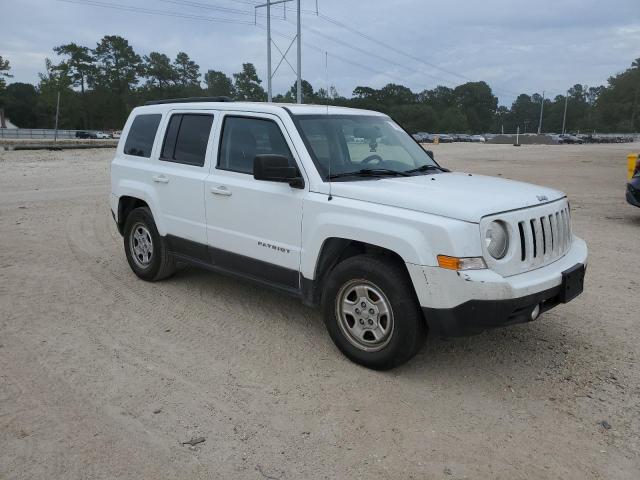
[218,116,293,174]
[123,114,162,158]
[161,114,214,167]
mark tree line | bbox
[0,35,638,133]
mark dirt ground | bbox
[1,142,639,479]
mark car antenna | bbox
[326,51,333,201]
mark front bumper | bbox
[406,236,588,336]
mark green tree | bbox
[37,58,79,129]
[0,55,12,90]
[52,43,95,128]
[379,83,415,106]
[233,63,265,101]
[453,81,497,132]
[174,52,200,87]
[390,103,437,133]
[91,35,142,94]
[439,107,468,132]
[204,70,235,98]
[52,43,94,95]
[285,79,314,102]
[594,58,640,132]
[3,82,38,127]
[144,52,177,89]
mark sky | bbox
[1,0,639,105]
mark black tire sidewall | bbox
[322,255,426,370]
[123,207,163,281]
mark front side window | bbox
[218,116,294,174]
[294,114,439,180]
[160,114,214,167]
[123,114,162,158]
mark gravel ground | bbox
[1,143,639,479]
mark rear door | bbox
[204,112,305,289]
[150,110,217,249]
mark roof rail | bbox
[144,96,234,106]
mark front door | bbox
[204,112,305,289]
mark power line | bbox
[57,0,517,99]
[59,0,419,90]
[281,17,462,88]
[302,10,521,97]
[57,0,256,25]
[258,23,421,88]
[155,0,282,19]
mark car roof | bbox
[131,101,387,117]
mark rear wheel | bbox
[123,207,175,281]
[322,254,427,370]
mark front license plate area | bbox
[560,263,585,303]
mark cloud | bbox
[2,0,638,105]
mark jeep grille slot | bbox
[483,199,572,277]
[518,222,526,261]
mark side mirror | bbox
[425,150,435,160]
[253,154,304,189]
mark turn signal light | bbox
[437,255,487,271]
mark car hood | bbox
[328,172,565,223]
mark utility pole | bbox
[255,0,302,104]
[561,90,569,134]
[296,0,301,104]
[537,90,545,134]
[267,0,272,102]
[54,91,61,142]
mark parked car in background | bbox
[549,134,565,144]
[560,134,583,144]
[456,134,472,142]
[627,155,640,208]
[437,134,454,143]
[96,131,111,139]
[412,132,429,143]
[112,131,122,139]
[470,135,486,143]
[75,130,97,139]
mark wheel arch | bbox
[117,196,150,235]
[301,237,413,307]
[114,181,166,236]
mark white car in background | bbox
[95,131,111,139]
[470,134,486,143]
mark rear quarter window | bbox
[123,114,162,158]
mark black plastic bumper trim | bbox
[422,283,570,337]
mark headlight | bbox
[485,221,509,259]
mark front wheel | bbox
[322,254,427,370]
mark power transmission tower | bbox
[255,0,302,103]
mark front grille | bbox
[516,205,571,265]
[481,199,572,277]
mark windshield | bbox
[293,114,439,180]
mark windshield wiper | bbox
[403,164,450,174]
[327,168,411,180]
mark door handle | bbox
[210,185,232,196]
[152,175,169,184]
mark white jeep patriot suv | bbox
[111,97,587,369]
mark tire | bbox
[322,254,427,370]
[123,207,176,281]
